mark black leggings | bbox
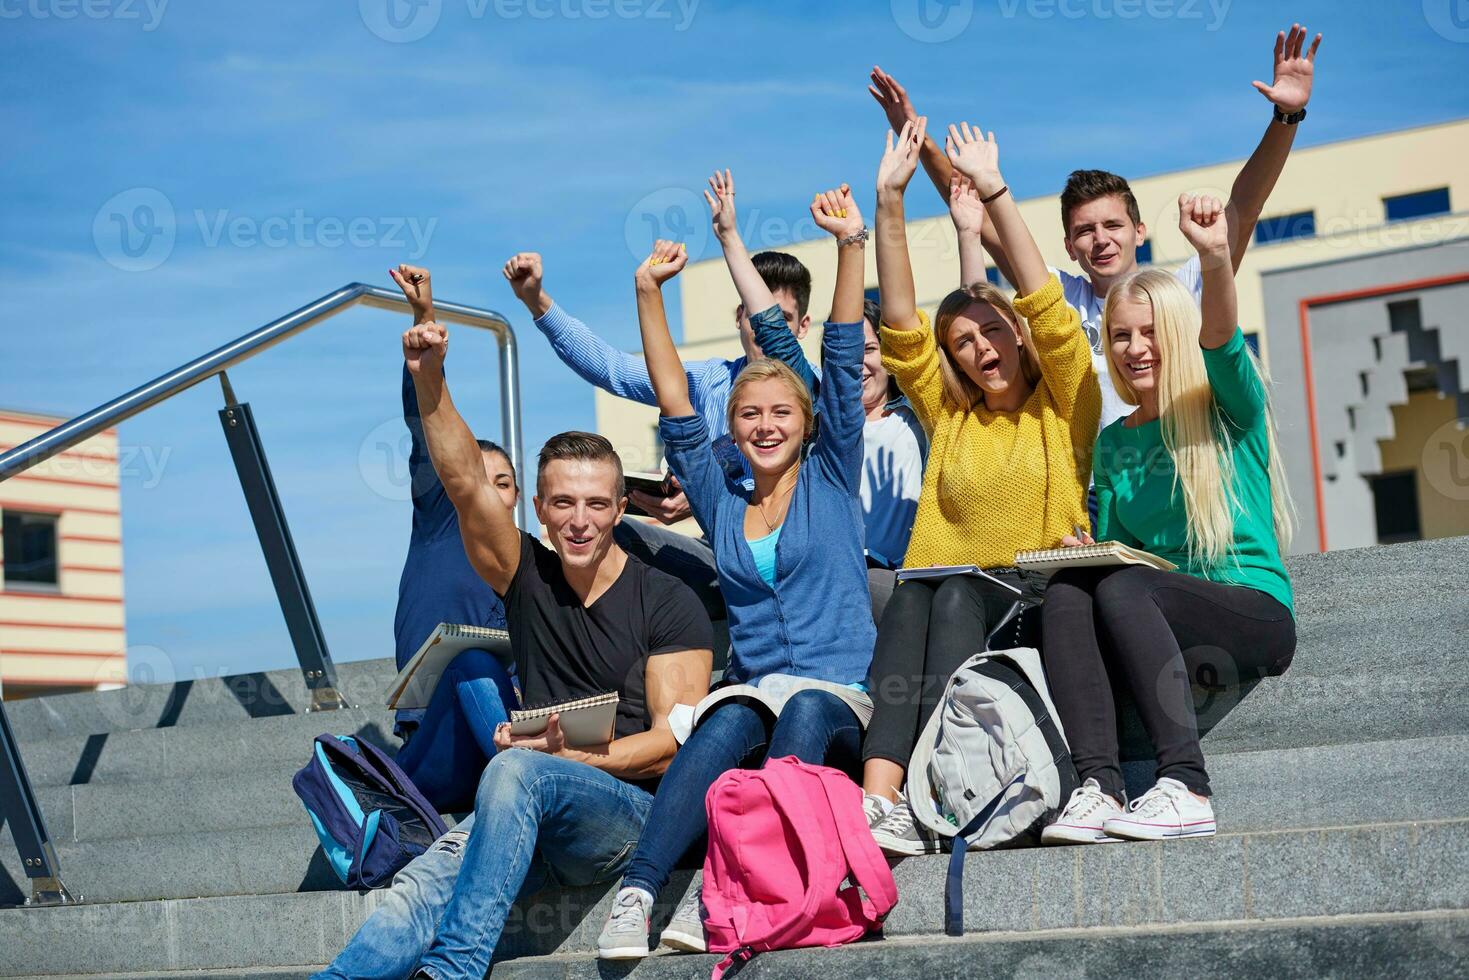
[1041,565,1296,799]
[862,573,1041,769]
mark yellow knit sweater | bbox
[881,274,1101,569]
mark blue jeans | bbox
[313,750,653,980]
[395,649,517,813]
[619,689,861,900]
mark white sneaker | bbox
[597,888,652,960]
[1102,777,1217,841]
[862,792,892,830]
[1042,778,1126,845]
[659,884,707,953]
[869,795,942,856]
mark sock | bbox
[618,886,655,911]
[865,792,896,817]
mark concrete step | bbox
[7,910,1469,979]
[1,819,1465,976]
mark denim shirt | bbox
[659,317,876,687]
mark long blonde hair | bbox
[1103,269,1294,567]
[727,357,815,444]
[931,283,1043,412]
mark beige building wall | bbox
[0,410,127,698]
[1378,391,1469,542]
[600,119,1469,474]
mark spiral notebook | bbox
[509,691,620,746]
[1014,542,1177,573]
[386,623,513,710]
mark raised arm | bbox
[806,183,868,490]
[1178,194,1238,351]
[945,123,1049,296]
[1228,25,1322,270]
[704,169,778,324]
[874,116,927,332]
[948,175,990,288]
[390,267,523,593]
[633,240,695,418]
[869,66,1018,286]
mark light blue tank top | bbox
[747,525,782,587]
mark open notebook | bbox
[385,624,513,710]
[1014,542,1177,573]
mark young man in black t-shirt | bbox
[313,267,713,980]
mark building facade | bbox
[594,119,1469,553]
[0,410,127,698]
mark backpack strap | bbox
[814,767,897,923]
[353,737,450,838]
[944,770,1027,937]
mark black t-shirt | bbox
[502,533,712,741]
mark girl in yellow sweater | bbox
[862,118,1101,855]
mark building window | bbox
[1244,333,1260,356]
[3,511,60,588]
[1253,210,1316,245]
[1370,472,1421,545]
[1135,241,1153,265]
[1384,187,1450,223]
[985,267,1001,286]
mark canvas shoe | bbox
[597,888,652,959]
[869,795,943,856]
[862,792,892,830]
[1041,778,1126,845]
[659,884,707,953]
[1102,777,1217,841]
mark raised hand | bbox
[635,239,688,289]
[948,174,986,238]
[402,320,448,378]
[1179,194,1230,258]
[810,183,864,240]
[876,117,926,196]
[704,169,739,243]
[868,66,918,134]
[944,122,1002,198]
[502,251,545,306]
[389,264,434,324]
[1252,24,1322,114]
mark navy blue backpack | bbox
[292,734,448,890]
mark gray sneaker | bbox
[597,888,651,960]
[862,793,890,830]
[869,796,942,856]
[659,884,707,953]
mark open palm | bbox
[1253,24,1322,113]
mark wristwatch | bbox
[1273,105,1307,126]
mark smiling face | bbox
[860,318,890,413]
[532,458,625,572]
[942,300,1026,397]
[1107,295,1160,397]
[1064,194,1146,291]
[731,375,808,478]
[736,287,810,361]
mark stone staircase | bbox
[1,536,1467,978]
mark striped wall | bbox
[0,410,127,696]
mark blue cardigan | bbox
[659,315,876,687]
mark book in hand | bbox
[385,623,513,710]
[668,674,874,745]
[1014,541,1178,573]
[623,470,674,519]
[509,691,619,747]
[894,564,1022,595]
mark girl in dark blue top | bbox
[598,175,876,959]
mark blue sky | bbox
[2,0,1467,684]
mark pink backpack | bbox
[701,756,898,978]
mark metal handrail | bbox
[0,282,525,522]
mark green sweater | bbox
[1094,327,1294,614]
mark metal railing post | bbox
[0,698,79,906]
[218,374,348,711]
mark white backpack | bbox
[904,646,1079,935]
